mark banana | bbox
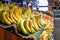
[40,15,45,25]
[19,19,29,35]
[12,12,18,22]
[1,11,11,25]
[43,34,49,40]
[21,7,26,14]
[37,15,42,27]
[18,8,22,16]
[9,10,16,23]
[29,20,36,33]
[4,3,10,11]
[45,20,51,30]
[0,4,4,11]
[21,7,27,18]
[49,25,54,33]
[31,17,39,31]
[6,12,13,23]
[0,11,4,23]
[14,8,21,21]
[17,21,21,32]
[33,16,40,28]
[24,19,31,33]
[24,10,30,18]
[28,8,33,17]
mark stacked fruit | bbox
[33,12,54,40]
[0,2,54,36]
[0,3,42,34]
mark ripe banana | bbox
[0,4,4,11]
[24,10,30,18]
[0,11,4,23]
[14,8,21,21]
[17,21,21,32]
[29,20,36,33]
[45,20,51,30]
[49,25,54,33]
[24,19,31,33]
[40,15,45,25]
[21,7,27,18]
[33,16,41,28]
[9,10,16,23]
[1,11,11,25]
[37,15,42,27]
[28,8,33,17]
[31,17,39,31]
[12,12,18,22]
[4,3,10,11]
[15,8,23,23]
[19,19,29,35]
[18,8,22,16]
[6,12,13,23]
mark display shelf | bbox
[0,27,24,40]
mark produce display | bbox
[0,2,54,40]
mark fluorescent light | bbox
[39,7,48,11]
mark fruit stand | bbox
[0,0,54,40]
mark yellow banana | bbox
[43,34,49,40]
[6,12,13,23]
[14,8,21,21]
[18,8,22,16]
[24,19,31,33]
[45,20,51,30]
[29,20,36,33]
[12,12,19,22]
[1,11,11,25]
[24,10,30,18]
[40,16,45,25]
[17,22,21,32]
[21,7,27,18]
[19,19,29,35]
[31,17,39,31]
[0,11,4,23]
[9,10,16,23]
[49,25,54,33]
[37,15,42,27]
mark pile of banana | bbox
[0,2,54,37]
[39,17,54,40]
[0,3,32,25]
[39,30,52,40]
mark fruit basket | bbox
[0,1,54,40]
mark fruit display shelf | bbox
[0,2,54,40]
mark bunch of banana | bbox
[39,30,52,40]
[21,7,33,18]
[17,18,40,35]
[0,3,22,25]
[44,20,54,33]
[0,3,11,25]
[35,15,43,28]
[0,3,54,36]
[31,16,40,31]
[17,14,44,35]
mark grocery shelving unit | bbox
[0,0,54,40]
